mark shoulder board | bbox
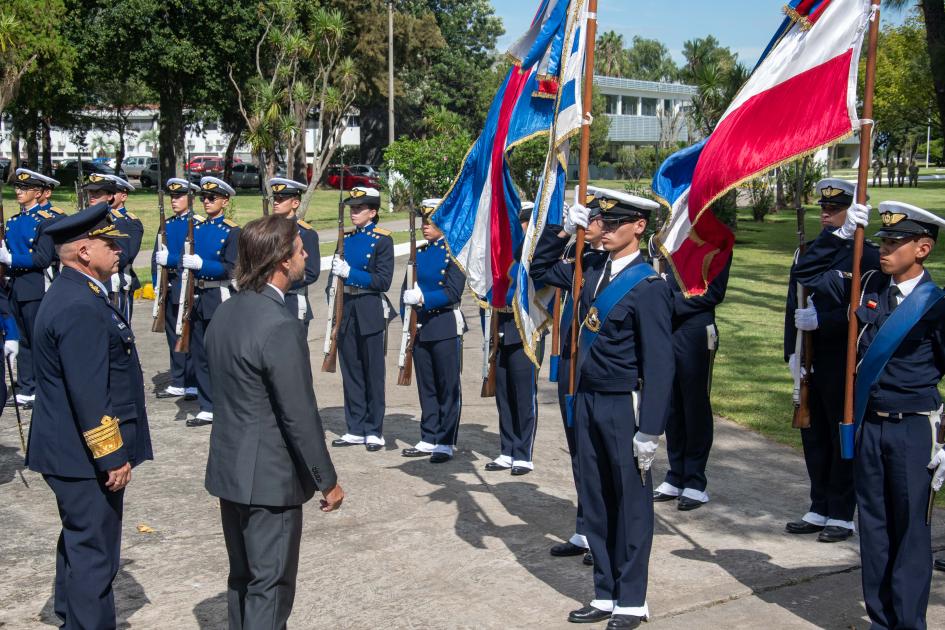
[372,227,392,236]
[126,211,139,221]
[50,206,65,215]
[644,276,661,282]
[110,209,123,219]
[416,242,430,250]
[37,210,53,219]
[194,215,206,223]
[344,230,354,237]
[864,239,879,249]
[223,218,239,228]
[297,220,313,231]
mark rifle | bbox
[321,181,345,373]
[174,190,196,353]
[480,308,498,398]
[262,194,270,216]
[397,202,419,386]
[76,149,87,208]
[792,158,812,429]
[0,179,7,282]
[151,190,169,333]
[6,356,26,454]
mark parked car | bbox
[349,164,380,179]
[228,162,261,189]
[322,165,379,190]
[186,155,241,175]
[53,160,127,187]
[122,155,157,179]
[0,158,10,182]
[139,162,161,188]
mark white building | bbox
[595,75,699,146]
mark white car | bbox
[123,155,158,179]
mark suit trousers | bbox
[802,372,855,522]
[856,413,934,630]
[13,299,41,395]
[663,325,715,493]
[413,337,462,447]
[45,474,124,630]
[575,390,653,608]
[163,300,196,390]
[495,342,537,463]
[220,499,302,630]
[339,319,386,438]
[557,371,584,537]
[191,315,213,413]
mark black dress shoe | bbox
[185,417,211,427]
[510,466,531,476]
[935,558,945,572]
[401,448,430,458]
[331,438,360,447]
[550,541,588,557]
[567,605,611,623]
[484,462,510,472]
[365,443,383,452]
[429,452,452,464]
[607,614,643,629]
[677,496,705,511]
[652,491,678,502]
[785,520,825,534]
[19,401,33,411]
[183,393,198,401]
[818,526,853,543]
[583,551,593,566]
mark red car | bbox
[323,165,379,190]
[186,155,241,174]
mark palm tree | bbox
[595,31,627,78]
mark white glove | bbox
[4,340,18,360]
[794,298,819,331]
[632,432,660,472]
[929,448,945,492]
[788,353,808,379]
[182,253,203,271]
[154,247,169,266]
[403,284,424,306]
[564,203,590,235]
[331,257,350,279]
[836,203,870,240]
[0,243,11,266]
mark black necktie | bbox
[887,286,900,312]
[595,260,613,298]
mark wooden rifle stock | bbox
[322,196,345,373]
[0,181,7,282]
[481,312,498,398]
[792,159,812,430]
[174,193,196,353]
[397,204,418,386]
[151,191,169,333]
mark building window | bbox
[641,98,658,116]
[663,99,674,113]
[623,96,640,115]
[605,95,620,115]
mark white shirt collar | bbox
[608,250,641,278]
[266,283,285,302]
[890,272,923,301]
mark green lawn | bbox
[714,181,945,449]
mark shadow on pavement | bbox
[38,559,150,629]
[193,591,227,630]
[0,442,26,486]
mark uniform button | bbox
[438,281,444,286]
[366,254,371,259]
[440,269,445,274]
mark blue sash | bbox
[549,293,574,383]
[840,281,945,458]
[565,262,657,426]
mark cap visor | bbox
[873,229,915,240]
[98,229,129,239]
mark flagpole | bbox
[840,1,881,459]
[568,0,598,398]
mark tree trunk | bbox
[292,141,307,183]
[115,112,127,179]
[775,167,786,210]
[26,122,39,170]
[41,115,53,176]
[222,126,243,182]
[923,0,945,147]
[158,86,185,181]
[7,132,20,184]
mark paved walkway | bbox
[1,257,944,629]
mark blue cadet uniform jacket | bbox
[783,228,880,366]
[530,224,675,435]
[341,222,395,334]
[193,214,240,320]
[0,286,19,408]
[286,219,320,322]
[794,232,945,413]
[6,204,59,301]
[402,238,466,342]
[111,207,144,292]
[151,211,201,305]
[25,267,152,478]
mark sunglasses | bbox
[200,194,222,202]
[600,218,636,233]
[273,194,297,203]
[13,184,39,191]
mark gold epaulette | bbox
[50,206,66,215]
[83,416,123,459]
[223,218,239,228]
[297,220,313,231]
[194,214,206,223]
[111,209,123,219]
[126,211,139,221]
[37,210,53,219]
[373,227,392,236]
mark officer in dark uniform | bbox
[483,203,540,476]
[530,189,674,629]
[652,254,731,511]
[182,176,240,427]
[269,177,320,330]
[0,168,61,409]
[795,200,945,630]
[400,198,467,463]
[783,179,879,542]
[549,199,605,564]
[84,174,144,322]
[0,285,20,413]
[330,187,395,451]
[153,178,200,400]
[25,202,152,630]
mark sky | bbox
[490,1,910,68]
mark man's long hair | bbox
[236,215,298,293]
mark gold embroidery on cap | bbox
[882,212,907,226]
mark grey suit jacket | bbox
[204,285,338,507]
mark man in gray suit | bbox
[205,214,344,630]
